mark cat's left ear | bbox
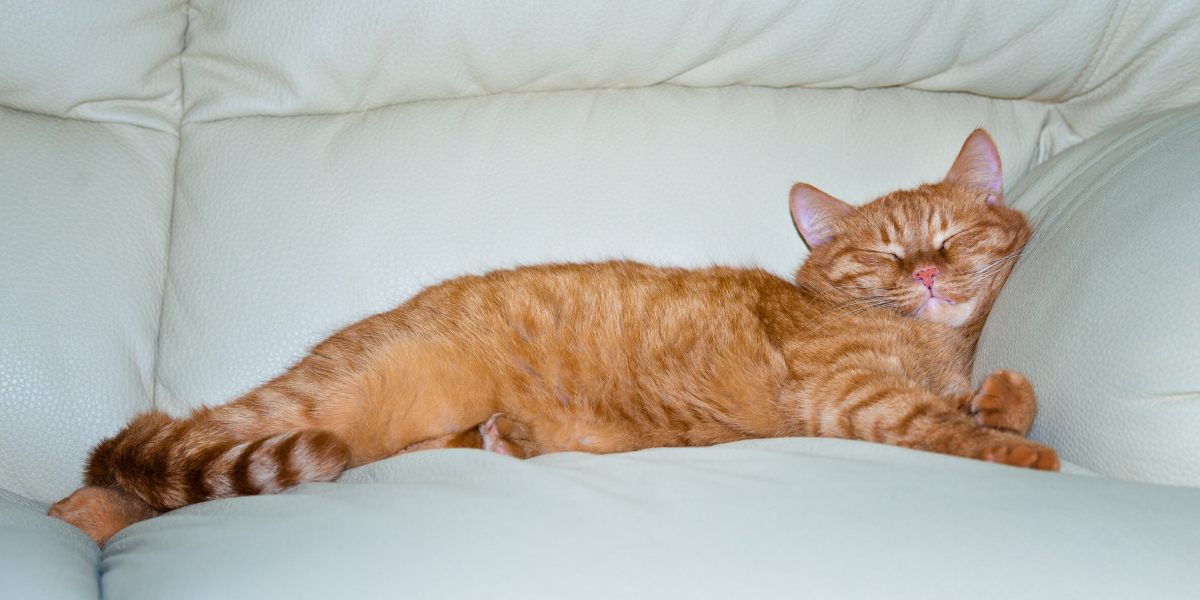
[944,129,1004,205]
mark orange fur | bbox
[50,130,1057,546]
[48,486,156,545]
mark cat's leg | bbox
[398,414,534,459]
[869,397,1056,469]
[399,427,484,452]
[49,326,491,545]
[958,370,1037,436]
[811,380,1058,470]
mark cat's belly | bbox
[494,384,788,456]
[480,321,794,454]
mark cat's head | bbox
[791,130,1031,327]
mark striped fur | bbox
[83,414,349,512]
[51,130,1057,546]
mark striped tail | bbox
[84,410,351,512]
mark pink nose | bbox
[913,266,939,288]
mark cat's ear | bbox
[944,129,1004,205]
[790,183,854,248]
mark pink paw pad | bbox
[479,414,513,456]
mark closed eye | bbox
[860,249,901,261]
[940,228,975,250]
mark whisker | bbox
[808,285,890,304]
[803,296,899,332]
[970,250,1023,279]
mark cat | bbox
[49,129,1057,546]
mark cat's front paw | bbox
[976,439,1060,471]
[971,370,1036,435]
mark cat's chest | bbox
[894,327,975,394]
[785,314,974,394]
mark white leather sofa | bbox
[3,2,1200,598]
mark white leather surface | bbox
[0,488,99,600]
[0,0,183,131]
[100,439,1199,600]
[977,104,1200,486]
[0,109,175,502]
[155,87,1048,412]
[183,0,1200,140]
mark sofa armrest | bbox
[977,103,1200,486]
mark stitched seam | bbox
[1061,0,1127,100]
[188,82,1061,126]
[147,2,191,415]
[0,102,174,135]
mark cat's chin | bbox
[913,296,978,327]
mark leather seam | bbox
[184,83,1060,126]
[1061,0,1127,101]
[0,103,174,136]
[147,1,192,415]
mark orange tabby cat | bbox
[50,130,1057,546]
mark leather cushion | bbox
[977,103,1200,486]
[0,110,175,502]
[183,0,1200,139]
[0,0,182,130]
[100,438,1199,600]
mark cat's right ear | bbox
[790,183,854,248]
[944,129,1004,205]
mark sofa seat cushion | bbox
[100,439,1200,600]
[0,489,100,600]
[977,103,1200,486]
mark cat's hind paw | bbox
[48,486,157,547]
[479,413,530,458]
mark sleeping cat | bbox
[49,129,1057,546]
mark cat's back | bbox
[413,264,781,391]
[403,259,796,348]
[345,260,957,380]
